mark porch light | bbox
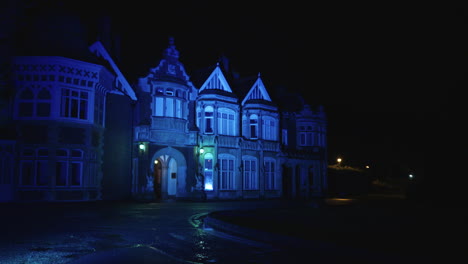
[139,143,145,151]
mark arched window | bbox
[249,114,258,139]
[204,106,214,134]
[17,86,52,118]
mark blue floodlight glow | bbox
[204,170,213,190]
[204,183,213,191]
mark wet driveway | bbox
[0,198,464,263]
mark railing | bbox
[217,135,238,148]
[151,117,187,131]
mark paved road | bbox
[1,200,309,264]
[0,197,465,263]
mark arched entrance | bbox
[153,158,162,200]
[150,147,187,200]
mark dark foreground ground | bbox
[206,194,467,263]
[0,193,466,263]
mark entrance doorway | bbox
[149,147,187,201]
[153,159,162,200]
[152,155,178,200]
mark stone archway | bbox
[150,147,187,200]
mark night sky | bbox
[109,2,463,182]
[17,1,464,184]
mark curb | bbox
[203,213,330,250]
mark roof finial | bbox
[163,36,179,60]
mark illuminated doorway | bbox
[152,154,179,200]
[150,147,187,200]
[153,158,162,200]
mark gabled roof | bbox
[198,63,233,93]
[191,55,277,107]
[89,41,137,100]
[241,73,272,105]
[145,37,195,88]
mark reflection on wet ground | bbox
[0,197,464,264]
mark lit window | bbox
[176,99,182,118]
[262,116,276,140]
[166,98,174,117]
[204,106,214,134]
[61,88,88,120]
[218,108,235,136]
[249,115,258,139]
[155,97,164,116]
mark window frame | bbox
[219,154,236,190]
[243,156,258,190]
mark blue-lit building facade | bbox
[0,5,327,202]
[131,39,328,201]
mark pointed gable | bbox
[144,37,194,88]
[241,73,271,105]
[198,63,233,93]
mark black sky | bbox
[33,1,463,180]
[112,2,463,178]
